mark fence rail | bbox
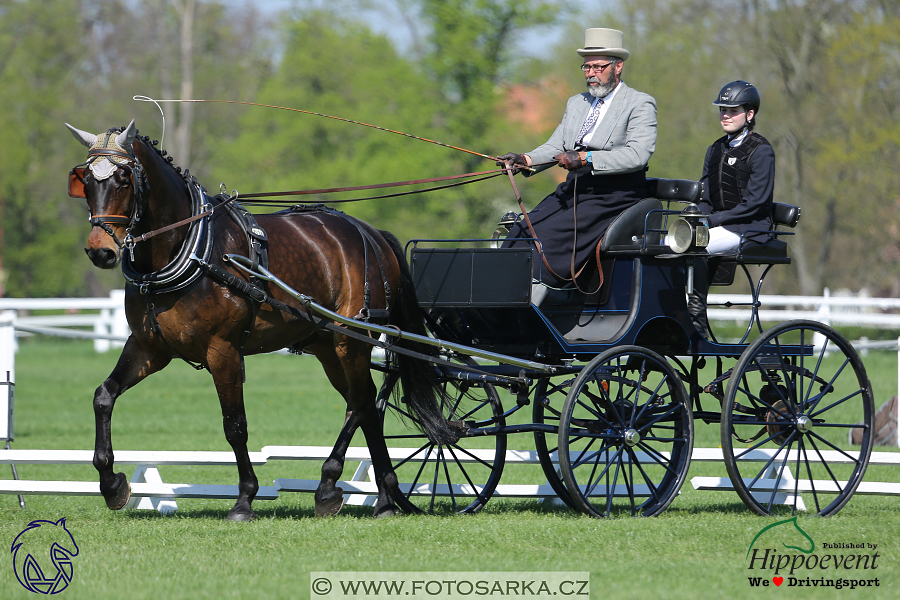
[2,289,900,354]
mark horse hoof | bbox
[374,505,400,519]
[226,508,257,522]
[104,473,131,510]
[315,488,345,517]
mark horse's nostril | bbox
[85,246,119,269]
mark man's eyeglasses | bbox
[581,62,613,73]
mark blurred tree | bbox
[0,0,99,297]
[0,0,271,297]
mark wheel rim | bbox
[721,320,874,516]
[558,346,693,518]
[533,377,579,509]
[377,357,507,514]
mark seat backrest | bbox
[646,178,701,203]
[599,197,663,251]
[772,202,801,228]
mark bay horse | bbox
[65,119,452,520]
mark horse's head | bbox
[66,120,142,269]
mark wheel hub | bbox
[796,415,813,433]
[624,428,641,447]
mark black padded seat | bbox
[646,178,702,204]
[599,197,664,252]
[709,202,802,286]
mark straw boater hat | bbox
[577,28,630,61]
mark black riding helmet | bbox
[713,80,760,129]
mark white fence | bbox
[0,290,128,353]
[1,288,900,355]
[1,290,898,512]
[708,288,900,328]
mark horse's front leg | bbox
[207,341,259,521]
[94,336,171,509]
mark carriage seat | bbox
[646,177,701,205]
[597,178,700,253]
[716,202,801,264]
[709,202,801,286]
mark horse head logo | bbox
[10,518,79,594]
[746,515,815,559]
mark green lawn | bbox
[1,338,897,599]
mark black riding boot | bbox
[687,290,709,341]
[687,258,710,340]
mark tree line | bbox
[0,0,897,298]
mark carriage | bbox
[67,120,874,520]
[363,178,875,518]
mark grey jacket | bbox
[527,82,657,176]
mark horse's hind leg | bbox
[94,336,171,510]
[315,413,357,517]
[312,339,402,517]
[207,341,259,522]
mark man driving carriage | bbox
[497,28,657,287]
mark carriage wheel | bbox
[558,346,693,518]
[533,377,579,509]
[376,356,506,514]
[721,320,874,516]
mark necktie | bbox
[575,98,603,148]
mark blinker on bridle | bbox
[69,143,147,251]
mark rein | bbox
[503,161,603,293]
[237,169,505,204]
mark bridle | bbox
[68,141,148,249]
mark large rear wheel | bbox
[721,320,874,516]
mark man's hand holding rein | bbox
[496,152,531,175]
[554,151,589,171]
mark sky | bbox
[218,0,568,57]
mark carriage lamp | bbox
[491,211,519,249]
[666,205,709,254]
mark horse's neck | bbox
[131,143,193,270]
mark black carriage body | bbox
[411,246,798,362]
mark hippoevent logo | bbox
[10,518,79,594]
[745,516,880,590]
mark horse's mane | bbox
[109,125,190,183]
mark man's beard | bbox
[587,76,617,98]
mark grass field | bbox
[1,338,898,599]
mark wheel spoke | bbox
[806,430,862,465]
[635,441,680,477]
[763,434,796,511]
[799,437,822,514]
[807,356,851,415]
[809,388,864,419]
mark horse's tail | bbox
[378,230,456,444]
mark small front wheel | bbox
[558,346,693,517]
[377,356,507,514]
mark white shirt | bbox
[580,83,622,147]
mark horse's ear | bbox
[55,517,67,527]
[116,119,137,150]
[65,123,97,148]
